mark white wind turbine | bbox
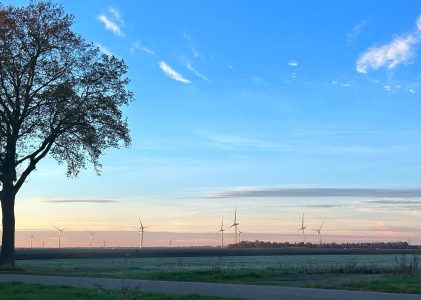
[29,234,36,249]
[297,213,306,243]
[88,231,95,248]
[238,228,244,243]
[137,217,148,248]
[228,206,240,244]
[52,225,65,249]
[217,217,225,247]
[314,220,325,244]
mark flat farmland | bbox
[6,249,421,294]
[13,247,421,260]
[15,254,414,272]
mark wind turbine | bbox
[88,231,95,248]
[217,217,225,247]
[238,228,244,243]
[52,225,65,249]
[137,217,148,248]
[29,234,36,249]
[297,213,306,243]
[228,206,240,244]
[314,220,325,244]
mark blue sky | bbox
[5,0,421,246]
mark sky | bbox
[4,0,421,248]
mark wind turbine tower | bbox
[228,207,240,244]
[238,228,244,243]
[217,217,225,247]
[52,225,65,249]
[297,213,306,243]
[138,217,148,248]
[88,231,95,248]
[29,234,36,249]
[314,220,325,244]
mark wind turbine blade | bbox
[228,224,235,229]
[319,220,325,230]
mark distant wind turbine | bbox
[217,217,225,247]
[29,234,36,249]
[52,225,65,249]
[297,213,306,243]
[137,217,148,248]
[314,220,325,244]
[228,206,240,244]
[88,231,95,248]
[238,228,244,243]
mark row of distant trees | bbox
[228,240,419,249]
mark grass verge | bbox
[0,281,241,300]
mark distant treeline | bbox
[228,240,420,249]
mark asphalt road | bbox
[1,274,421,300]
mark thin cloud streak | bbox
[347,20,368,44]
[159,61,191,84]
[206,188,421,198]
[98,14,123,36]
[366,199,421,205]
[183,34,202,59]
[130,41,154,55]
[43,199,119,204]
[183,61,211,82]
[108,7,122,22]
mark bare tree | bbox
[0,1,132,266]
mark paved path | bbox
[0,274,420,300]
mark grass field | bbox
[0,282,240,300]
[6,254,421,294]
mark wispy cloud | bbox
[356,15,421,73]
[183,34,202,59]
[201,133,281,150]
[332,80,352,87]
[98,7,124,37]
[417,15,421,31]
[159,61,191,84]
[305,204,345,208]
[384,85,392,91]
[183,60,210,82]
[108,6,122,22]
[366,199,421,205]
[43,199,119,204]
[288,60,298,67]
[347,20,368,44]
[130,41,155,55]
[205,188,421,198]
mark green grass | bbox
[0,282,241,300]
[6,255,421,294]
[345,274,421,294]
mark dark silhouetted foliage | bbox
[228,240,418,249]
[0,1,132,265]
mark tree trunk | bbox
[0,190,16,267]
